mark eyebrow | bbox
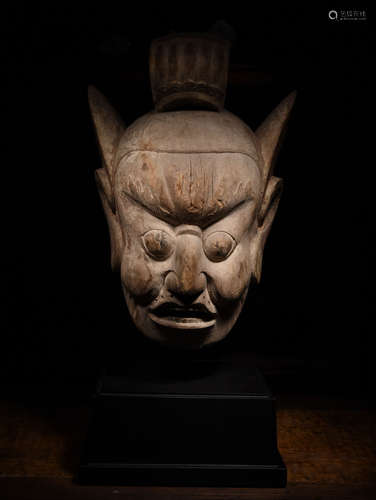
[201,198,253,228]
[121,191,253,228]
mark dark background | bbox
[3,4,373,398]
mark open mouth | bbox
[148,302,216,330]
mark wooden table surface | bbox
[0,384,375,499]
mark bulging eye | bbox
[203,231,236,262]
[142,230,175,261]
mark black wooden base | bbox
[77,354,286,487]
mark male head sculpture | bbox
[89,34,296,348]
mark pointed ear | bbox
[95,168,123,271]
[89,86,125,271]
[251,176,283,283]
[258,176,283,228]
[256,91,296,181]
[88,86,125,209]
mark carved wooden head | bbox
[89,34,295,348]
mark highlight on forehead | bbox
[115,151,261,225]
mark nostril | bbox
[174,289,203,304]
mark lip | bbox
[148,303,216,330]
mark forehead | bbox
[114,151,261,226]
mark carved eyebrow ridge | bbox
[121,191,176,225]
[121,191,254,229]
[201,198,253,229]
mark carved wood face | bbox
[89,89,295,348]
[115,152,262,347]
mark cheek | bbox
[207,246,252,301]
[120,240,162,300]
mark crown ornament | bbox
[149,33,231,112]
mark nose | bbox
[165,233,206,303]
